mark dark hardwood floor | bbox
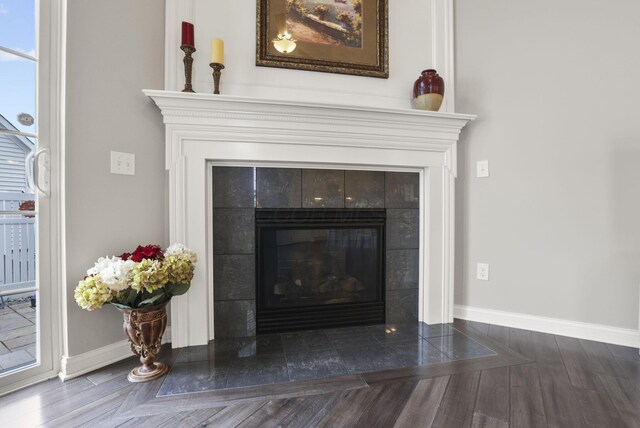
[2,319,639,427]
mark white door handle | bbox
[25,149,36,193]
[33,148,50,197]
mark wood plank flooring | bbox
[2,319,639,427]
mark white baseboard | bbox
[454,305,639,348]
[58,330,172,381]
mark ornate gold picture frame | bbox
[256,0,389,78]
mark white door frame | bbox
[0,0,65,396]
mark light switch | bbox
[476,160,489,178]
[477,263,489,281]
[111,151,135,175]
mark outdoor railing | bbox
[0,192,36,304]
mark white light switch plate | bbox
[111,151,135,175]
[477,263,490,281]
[476,160,489,178]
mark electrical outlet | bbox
[476,160,489,178]
[110,151,135,175]
[477,263,489,281]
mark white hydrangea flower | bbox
[86,256,134,292]
[87,256,118,277]
[165,243,198,263]
[100,259,135,291]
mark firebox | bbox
[256,209,386,334]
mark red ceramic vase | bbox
[413,69,445,111]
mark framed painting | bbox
[256,0,388,78]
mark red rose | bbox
[119,252,132,260]
[130,244,164,262]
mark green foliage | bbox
[354,14,362,33]
[110,302,131,310]
[126,289,138,306]
[108,283,190,309]
[351,0,362,15]
[138,292,168,307]
[165,282,190,296]
[336,11,362,47]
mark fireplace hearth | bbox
[256,209,386,334]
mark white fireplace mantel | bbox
[144,89,475,348]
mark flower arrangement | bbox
[75,244,197,311]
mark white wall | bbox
[65,0,166,356]
[171,0,440,110]
[455,0,640,330]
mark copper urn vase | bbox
[118,302,169,382]
[412,69,445,111]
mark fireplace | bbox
[145,90,474,347]
[256,209,385,333]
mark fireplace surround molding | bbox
[144,90,475,348]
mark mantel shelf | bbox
[144,91,476,175]
[143,89,476,123]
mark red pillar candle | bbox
[181,21,194,48]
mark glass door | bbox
[0,0,56,388]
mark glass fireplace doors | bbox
[256,209,385,334]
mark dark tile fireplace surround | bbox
[213,167,419,338]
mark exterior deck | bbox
[0,299,36,374]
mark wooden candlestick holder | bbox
[209,62,225,94]
[180,45,196,93]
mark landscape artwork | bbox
[256,0,389,78]
[286,0,363,48]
